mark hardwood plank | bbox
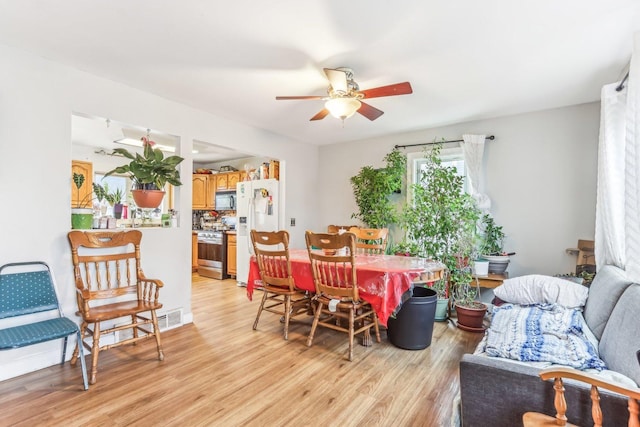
[0,274,482,426]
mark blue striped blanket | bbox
[485,303,606,370]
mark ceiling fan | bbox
[276,67,413,122]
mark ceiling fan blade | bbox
[359,82,413,99]
[310,109,330,121]
[357,102,384,121]
[324,68,348,94]
[276,95,324,100]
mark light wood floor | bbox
[0,274,482,427]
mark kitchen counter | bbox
[226,230,236,235]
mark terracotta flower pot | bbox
[454,302,487,333]
[132,189,165,209]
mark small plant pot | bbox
[473,259,489,276]
[454,302,487,333]
[71,208,94,229]
[434,297,449,321]
[113,203,124,219]
[484,255,510,274]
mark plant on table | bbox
[71,173,96,229]
[479,213,506,255]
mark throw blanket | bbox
[485,304,606,370]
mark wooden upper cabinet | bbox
[192,174,208,209]
[216,173,229,190]
[227,172,240,191]
[207,175,216,209]
[71,160,93,208]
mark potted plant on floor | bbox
[432,276,450,321]
[397,142,482,333]
[104,136,184,209]
[71,173,94,229]
[451,266,487,332]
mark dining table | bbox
[246,248,445,327]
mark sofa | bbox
[459,265,640,426]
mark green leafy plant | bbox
[350,148,406,228]
[479,213,505,255]
[104,137,184,190]
[72,173,95,209]
[107,187,125,206]
[399,142,482,307]
[92,182,109,204]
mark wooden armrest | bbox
[538,367,640,398]
[139,275,164,288]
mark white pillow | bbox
[494,275,589,308]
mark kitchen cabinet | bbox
[192,174,209,209]
[216,173,228,190]
[227,232,237,277]
[192,231,198,272]
[71,160,93,208]
[227,172,240,191]
[192,174,216,210]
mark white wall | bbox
[317,102,600,277]
[0,43,319,381]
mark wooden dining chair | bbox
[349,227,389,255]
[522,366,640,426]
[304,231,380,361]
[67,230,165,385]
[250,229,310,340]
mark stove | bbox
[197,231,227,279]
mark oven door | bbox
[197,238,226,279]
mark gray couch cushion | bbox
[599,284,640,386]
[583,265,633,340]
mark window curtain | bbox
[596,31,640,279]
[596,82,627,270]
[460,134,491,212]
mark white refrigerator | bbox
[236,179,279,285]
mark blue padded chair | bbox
[0,261,88,390]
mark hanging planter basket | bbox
[132,189,165,209]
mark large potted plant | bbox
[104,137,184,208]
[399,142,483,329]
[350,148,406,229]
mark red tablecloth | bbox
[246,249,444,327]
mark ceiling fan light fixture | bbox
[325,97,361,120]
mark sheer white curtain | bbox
[460,134,491,212]
[595,83,627,269]
[596,32,640,279]
[624,34,640,281]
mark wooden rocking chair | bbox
[523,366,640,426]
[67,230,165,385]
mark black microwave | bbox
[215,192,235,210]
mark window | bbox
[407,147,467,197]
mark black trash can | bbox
[387,286,437,350]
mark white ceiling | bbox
[1,0,639,155]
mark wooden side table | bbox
[473,272,508,289]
